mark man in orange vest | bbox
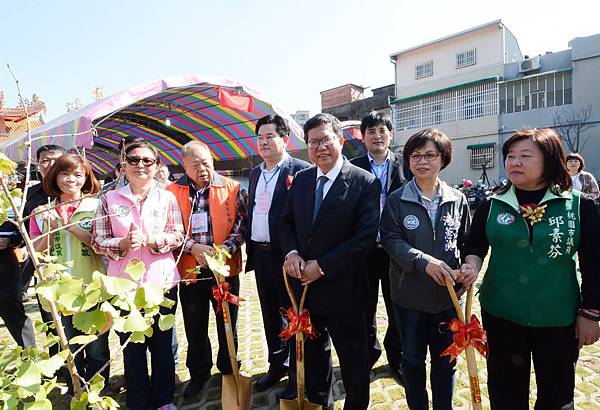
[166,141,247,399]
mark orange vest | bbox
[166,175,242,283]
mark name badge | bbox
[191,212,208,234]
[254,192,271,215]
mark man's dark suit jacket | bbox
[245,155,310,272]
[279,160,381,316]
[350,151,405,196]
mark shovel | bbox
[444,271,486,410]
[280,273,322,410]
[213,270,252,410]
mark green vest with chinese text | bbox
[43,197,106,283]
[480,186,581,327]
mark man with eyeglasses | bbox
[280,113,381,409]
[166,141,247,399]
[349,111,406,384]
[244,115,310,394]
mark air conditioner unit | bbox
[519,56,541,73]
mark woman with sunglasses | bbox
[30,153,109,392]
[92,142,184,410]
[380,129,472,410]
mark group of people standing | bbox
[0,109,598,410]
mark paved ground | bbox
[4,268,600,409]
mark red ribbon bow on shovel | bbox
[279,307,318,341]
[440,314,488,362]
[211,282,244,314]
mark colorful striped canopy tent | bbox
[2,75,306,175]
[341,120,366,160]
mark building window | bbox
[499,71,572,113]
[392,80,498,131]
[468,143,495,169]
[415,61,433,79]
[456,49,476,68]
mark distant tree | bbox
[553,105,598,153]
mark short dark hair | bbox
[565,152,585,172]
[255,115,289,137]
[360,111,392,135]
[36,144,65,161]
[502,128,571,193]
[118,136,144,152]
[403,128,453,169]
[43,153,100,196]
[303,113,342,143]
[124,142,160,164]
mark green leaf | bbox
[69,334,98,346]
[34,320,48,334]
[72,309,111,335]
[9,187,23,198]
[35,280,60,303]
[121,308,149,333]
[129,331,147,343]
[123,258,146,281]
[133,283,164,309]
[42,334,59,350]
[24,398,52,410]
[99,274,138,296]
[99,300,120,319]
[0,346,22,371]
[0,154,17,174]
[158,314,176,331]
[14,360,41,389]
[37,350,68,378]
[69,393,88,410]
[205,250,231,277]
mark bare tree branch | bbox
[553,105,597,153]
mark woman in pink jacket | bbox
[92,142,184,410]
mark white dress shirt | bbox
[250,154,289,242]
[315,155,344,199]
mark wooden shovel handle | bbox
[214,271,242,402]
[444,271,482,410]
[283,270,309,313]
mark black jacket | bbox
[350,150,405,195]
[279,160,381,315]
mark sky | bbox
[2,0,599,122]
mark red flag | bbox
[218,88,254,112]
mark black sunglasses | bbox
[125,155,157,166]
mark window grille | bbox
[499,71,572,114]
[456,49,476,68]
[415,61,433,79]
[469,146,495,169]
[392,80,498,131]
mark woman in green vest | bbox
[31,153,109,393]
[462,128,600,410]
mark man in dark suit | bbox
[280,113,380,409]
[350,111,405,383]
[245,114,310,392]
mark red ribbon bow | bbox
[211,282,243,314]
[440,315,488,362]
[279,307,318,341]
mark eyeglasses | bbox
[125,155,157,166]
[307,136,337,149]
[409,152,441,162]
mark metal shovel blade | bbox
[280,398,322,410]
[221,373,252,410]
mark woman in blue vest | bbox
[463,128,600,410]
